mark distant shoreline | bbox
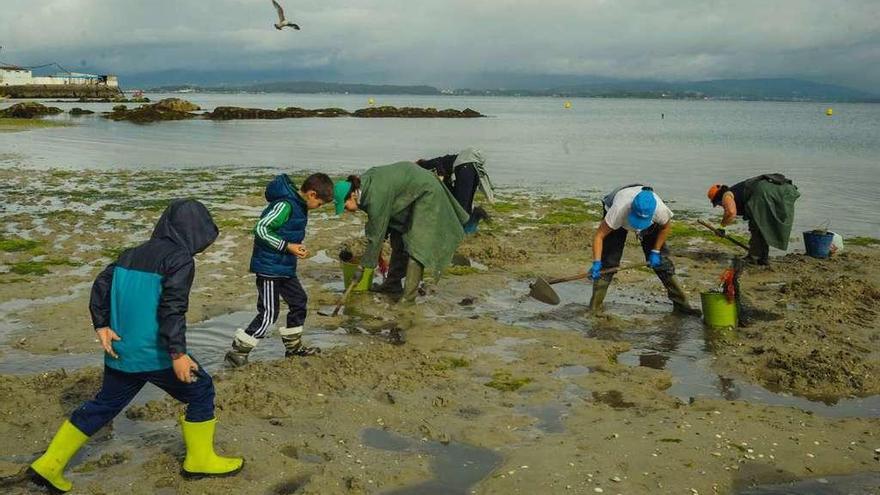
[139,89,880,104]
[139,78,880,103]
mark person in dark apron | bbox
[707,173,799,266]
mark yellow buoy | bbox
[368,98,375,106]
[564,101,572,109]
[825,108,833,116]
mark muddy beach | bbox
[1,167,878,494]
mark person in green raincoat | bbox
[707,174,800,265]
[334,162,470,302]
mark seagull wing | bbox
[272,0,286,22]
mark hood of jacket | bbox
[151,199,219,255]
[452,148,485,169]
[265,174,305,207]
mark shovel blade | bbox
[528,277,561,305]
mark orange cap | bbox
[707,184,722,204]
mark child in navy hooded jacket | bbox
[29,200,242,493]
[225,173,334,367]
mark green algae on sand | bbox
[485,371,533,391]
[0,118,70,133]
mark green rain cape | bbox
[358,162,470,276]
[744,176,801,250]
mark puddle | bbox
[306,249,335,264]
[473,336,538,363]
[0,311,366,483]
[449,280,880,418]
[361,428,503,495]
[519,404,567,433]
[552,365,591,378]
[0,282,92,315]
[0,311,357,375]
[736,472,880,494]
[616,319,880,418]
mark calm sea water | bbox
[2,93,878,237]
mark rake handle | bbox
[546,263,647,285]
[697,219,750,251]
[331,279,359,317]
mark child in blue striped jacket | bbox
[225,173,334,367]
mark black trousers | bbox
[386,229,409,284]
[598,223,676,285]
[245,275,307,338]
[451,163,479,214]
[747,219,769,262]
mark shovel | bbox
[318,279,358,317]
[528,263,647,305]
[698,220,749,251]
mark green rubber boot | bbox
[664,277,702,316]
[589,279,610,314]
[180,417,244,478]
[29,420,89,493]
[401,258,424,303]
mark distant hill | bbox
[149,81,440,96]
[457,78,877,102]
[146,78,877,102]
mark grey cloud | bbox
[1,0,877,90]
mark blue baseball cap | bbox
[628,188,657,230]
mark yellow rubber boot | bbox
[180,417,243,478]
[29,420,89,493]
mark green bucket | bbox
[700,291,738,328]
[342,261,372,293]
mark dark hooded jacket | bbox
[249,174,308,277]
[89,199,218,373]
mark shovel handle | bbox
[697,219,750,251]
[545,263,646,285]
[331,279,359,317]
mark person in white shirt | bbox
[589,184,700,315]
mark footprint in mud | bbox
[361,428,503,495]
[736,472,880,494]
[592,390,636,409]
[280,444,327,464]
[272,475,311,495]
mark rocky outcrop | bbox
[98,98,483,123]
[69,108,95,116]
[104,99,198,123]
[205,105,483,120]
[352,106,484,118]
[204,106,351,120]
[152,98,200,112]
[0,102,64,118]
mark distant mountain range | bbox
[146,78,878,102]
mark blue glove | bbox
[589,260,603,280]
[648,250,662,268]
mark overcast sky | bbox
[1,0,878,90]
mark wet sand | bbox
[1,167,878,494]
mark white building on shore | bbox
[0,66,118,87]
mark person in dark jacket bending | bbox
[29,200,242,493]
[417,147,494,234]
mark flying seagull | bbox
[272,0,300,30]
